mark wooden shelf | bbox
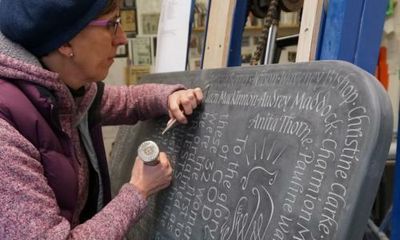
[193,24,299,37]
[192,27,206,32]
[277,24,300,37]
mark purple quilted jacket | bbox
[0,40,182,238]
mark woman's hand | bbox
[129,152,173,199]
[167,88,203,124]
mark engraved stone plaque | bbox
[109,61,393,240]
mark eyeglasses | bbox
[89,17,121,36]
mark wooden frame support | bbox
[295,0,324,62]
[202,0,237,69]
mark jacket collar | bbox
[0,32,98,129]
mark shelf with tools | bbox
[188,9,301,70]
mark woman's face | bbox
[69,8,127,83]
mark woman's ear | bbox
[58,43,74,58]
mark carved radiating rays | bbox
[220,137,289,240]
[245,137,288,168]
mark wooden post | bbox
[202,0,237,69]
[295,0,324,62]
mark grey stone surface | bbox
[109,61,393,240]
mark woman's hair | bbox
[99,0,122,15]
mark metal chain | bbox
[250,0,280,65]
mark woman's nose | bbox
[113,27,128,46]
